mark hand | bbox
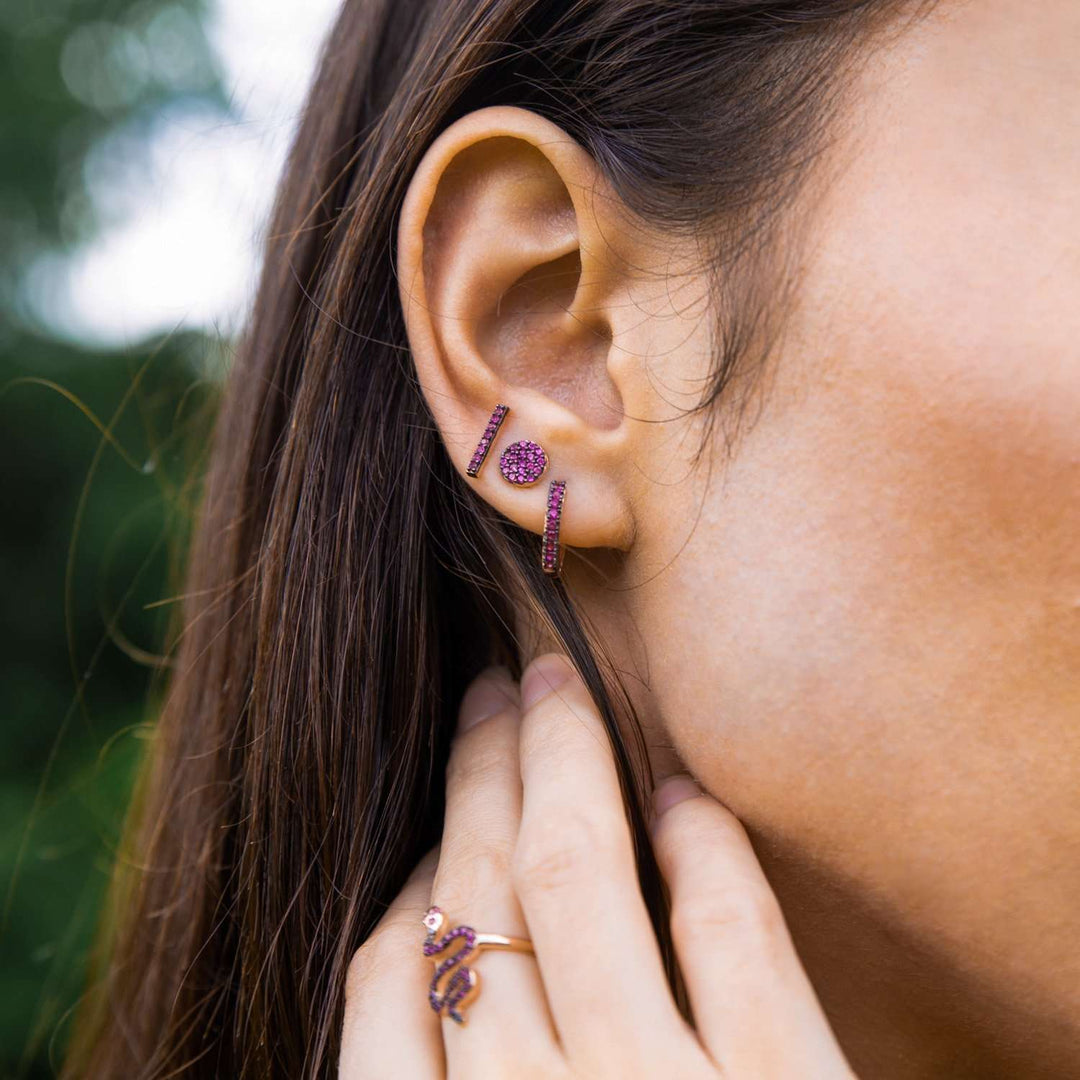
[340,653,856,1078]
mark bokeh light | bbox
[24,0,341,347]
[0,2,340,1072]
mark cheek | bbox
[657,344,1080,809]
[635,128,1080,1005]
[637,322,1080,1010]
[654,0,1080,874]
[623,0,1080,1037]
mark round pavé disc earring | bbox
[498,439,548,487]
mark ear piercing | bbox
[499,440,548,486]
[541,479,566,576]
[466,403,566,578]
[466,403,510,478]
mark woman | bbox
[65,0,1079,1076]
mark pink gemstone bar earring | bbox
[542,479,566,576]
[466,403,509,478]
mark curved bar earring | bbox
[542,479,566,577]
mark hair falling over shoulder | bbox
[63,1,931,1075]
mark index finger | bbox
[511,653,702,1076]
[340,846,444,1078]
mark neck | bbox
[757,834,1079,1079]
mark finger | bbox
[513,653,702,1077]
[650,776,855,1078]
[340,845,444,1079]
[430,666,561,1076]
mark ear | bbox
[397,106,702,560]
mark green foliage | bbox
[0,1,227,1074]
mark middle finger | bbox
[513,653,697,1076]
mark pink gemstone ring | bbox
[422,906,535,1025]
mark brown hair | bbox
[65,1,932,1075]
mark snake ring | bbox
[422,905,535,1025]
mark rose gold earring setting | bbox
[542,479,566,576]
[498,439,548,486]
[466,403,566,579]
[466,403,509,478]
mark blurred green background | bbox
[1,2,228,1074]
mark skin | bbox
[340,658,858,1077]
[352,0,1080,1075]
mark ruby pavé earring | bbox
[465,403,509,478]
[465,403,567,578]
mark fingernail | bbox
[651,774,701,820]
[520,652,575,711]
[457,665,517,732]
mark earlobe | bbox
[395,106,648,557]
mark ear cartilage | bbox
[498,439,548,487]
[542,479,567,577]
[466,403,510,478]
